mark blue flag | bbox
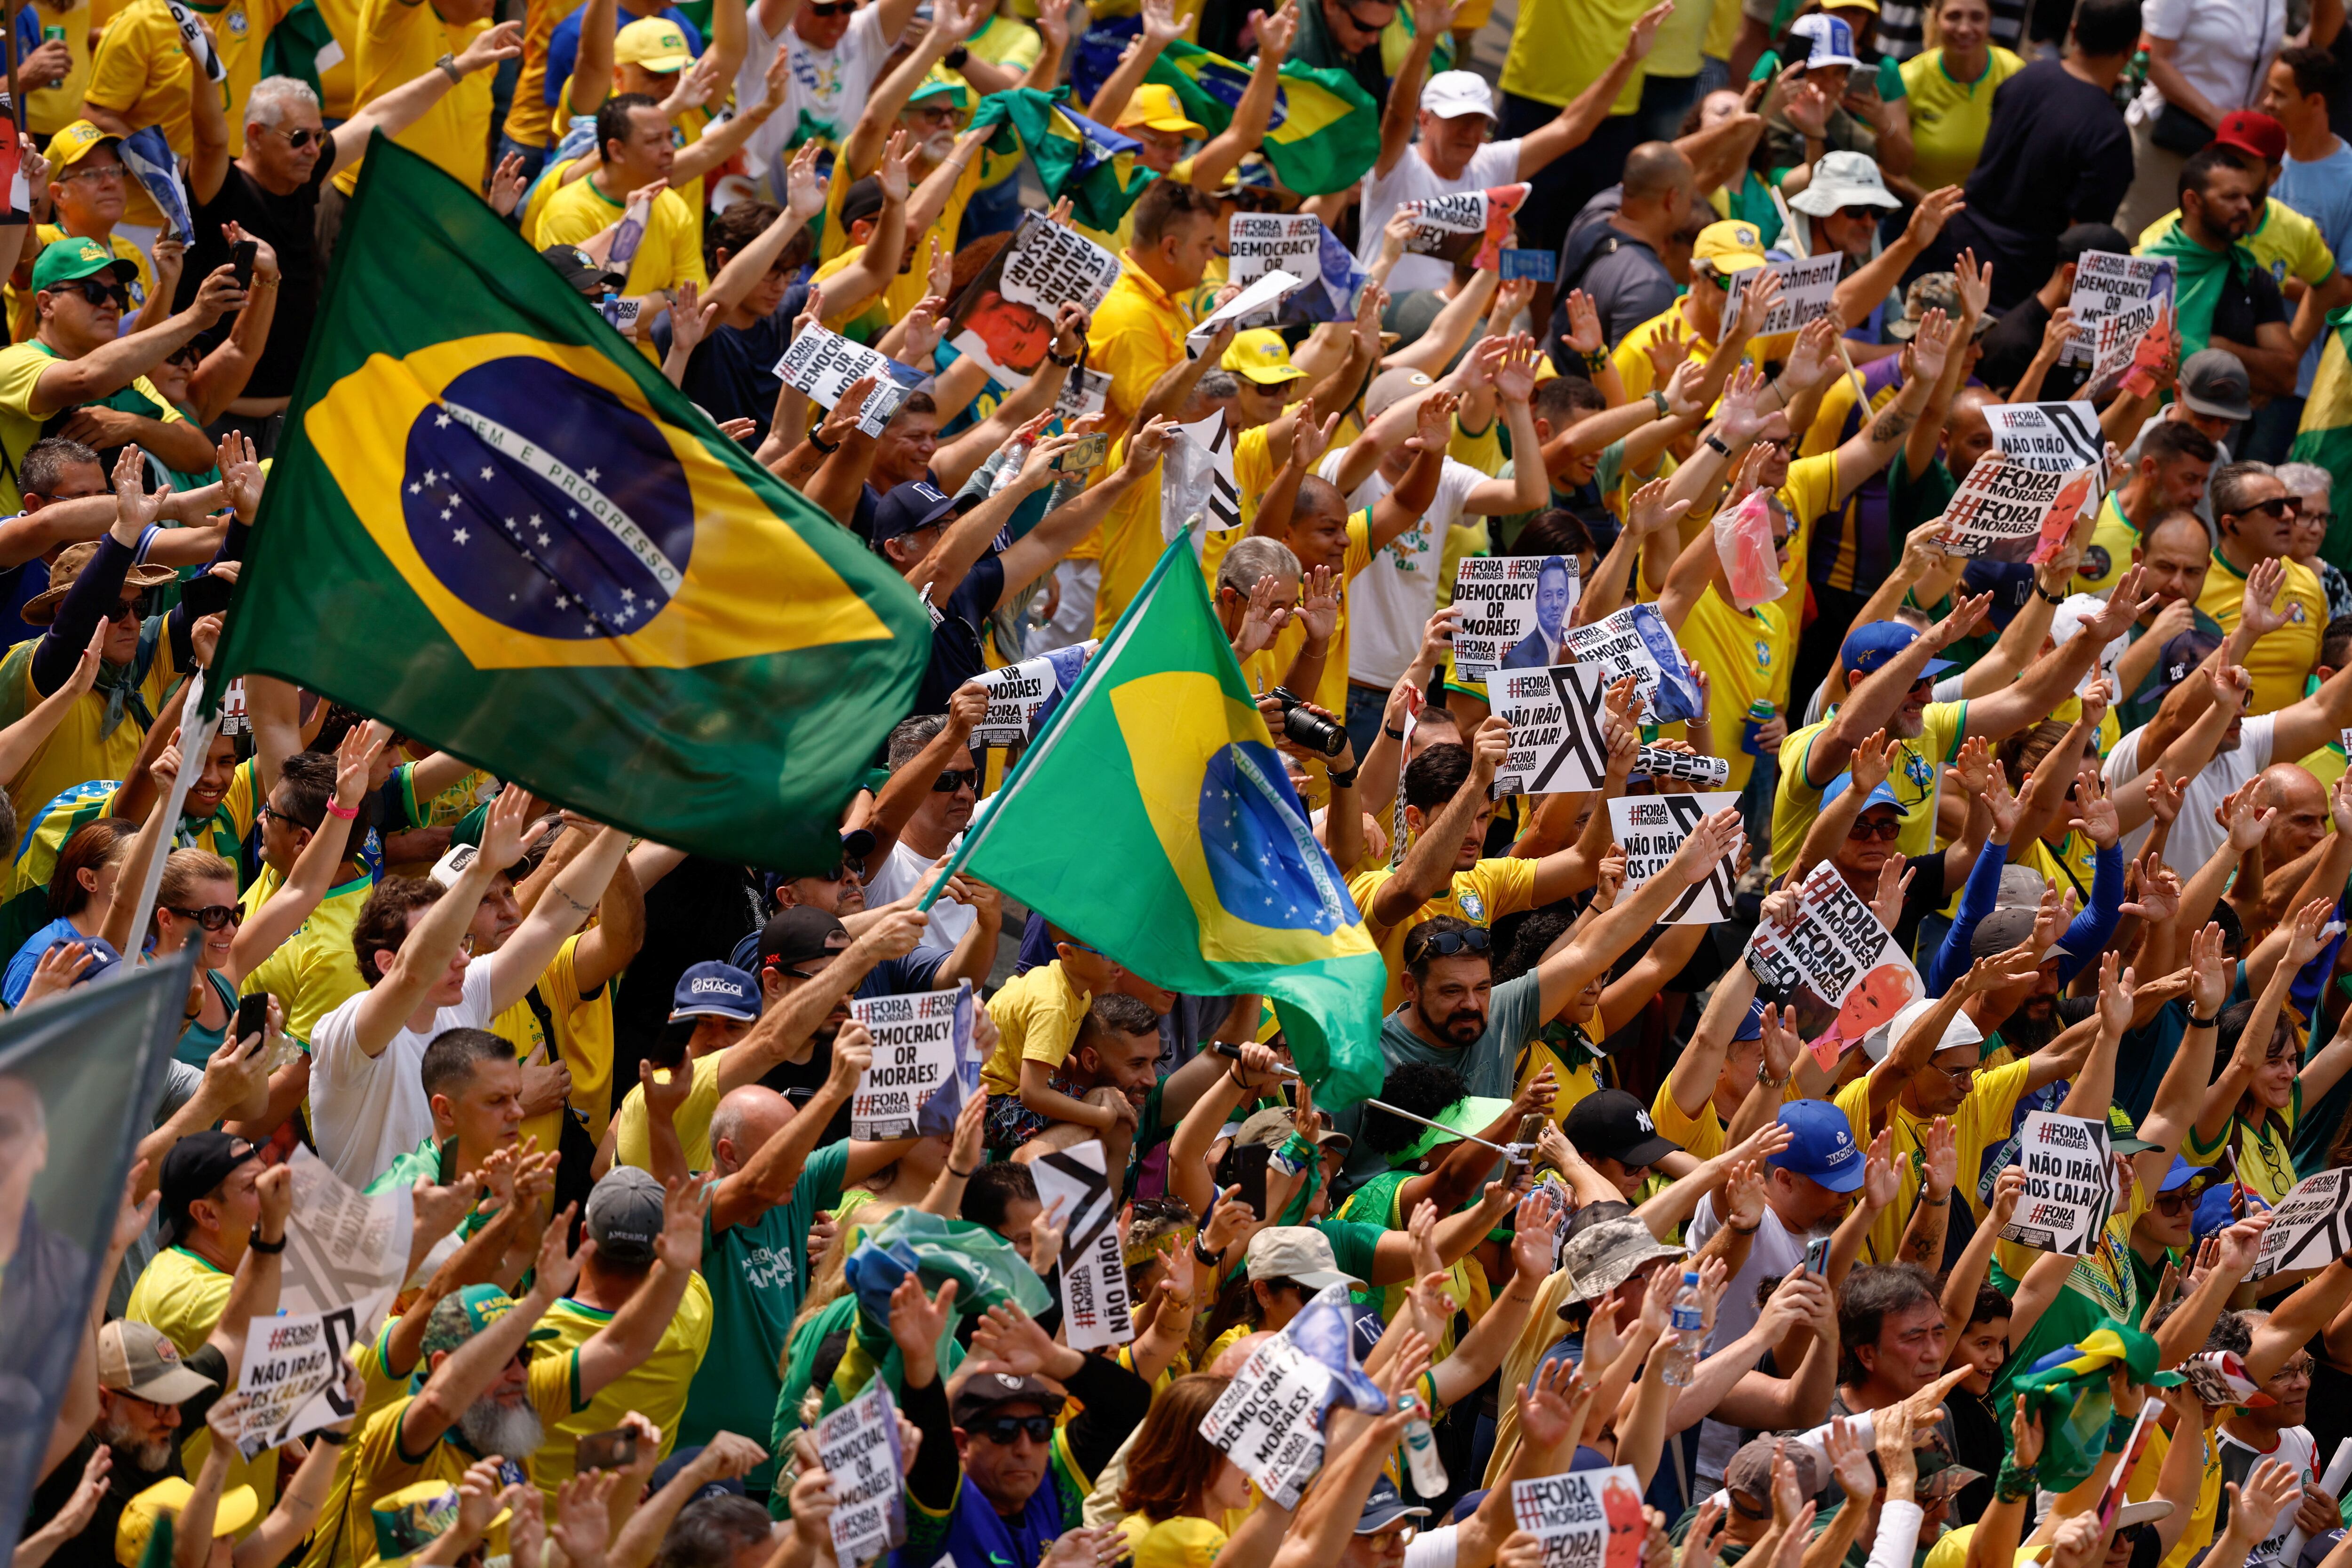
[1283,1283,1390,1415]
[118,127,192,242]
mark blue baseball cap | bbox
[1839,620,1955,681]
[1734,998,1767,1043]
[1820,771,1903,817]
[1769,1100,1867,1193]
[2193,1181,2266,1242]
[669,960,760,1023]
[2158,1155,2206,1194]
[870,479,960,546]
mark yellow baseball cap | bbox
[1222,327,1307,386]
[45,119,119,171]
[614,16,693,71]
[118,1480,259,1567]
[1116,83,1207,138]
[1691,219,1768,275]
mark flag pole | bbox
[1205,1043,1526,1160]
[914,519,1203,913]
[118,668,216,976]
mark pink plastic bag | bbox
[1712,489,1788,611]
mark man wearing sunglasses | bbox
[2199,461,2328,715]
[6,122,167,345]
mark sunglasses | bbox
[72,278,130,309]
[266,124,317,147]
[969,1414,1056,1444]
[933,768,979,793]
[102,592,151,624]
[807,0,854,12]
[2238,495,2301,518]
[166,903,241,931]
[1334,0,1389,31]
[2153,1189,2198,1214]
[1847,814,1902,841]
[1406,927,1491,963]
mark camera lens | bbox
[1283,704,1348,758]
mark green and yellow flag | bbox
[2291,304,2352,566]
[938,533,1386,1107]
[1145,40,1379,196]
[211,136,930,873]
[969,89,1158,232]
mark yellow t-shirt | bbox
[1518,1033,1604,1124]
[1093,420,1275,640]
[1834,1056,2032,1263]
[2200,548,2326,715]
[2129,1418,2226,1568]
[294,1317,423,1568]
[2074,490,2138,596]
[534,933,618,1143]
[24,0,97,137]
[238,870,373,1048]
[334,1349,580,1567]
[332,0,493,196]
[1235,509,1375,725]
[2140,198,2338,293]
[1773,451,1837,590]
[5,227,155,342]
[1499,0,1652,114]
[531,1271,713,1502]
[1118,1513,1228,1568]
[1772,698,1965,877]
[84,0,289,159]
[808,154,985,331]
[1899,47,2027,192]
[1089,257,1194,433]
[982,958,1092,1097]
[499,0,565,148]
[1658,586,1794,796]
[1650,1074,1725,1162]
[126,1245,278,1535]
[0,339,181,514]
[1346,856,1539,1012]
[531,179,707,299]
[0,620,183,832]
[1608,302,1711,405]
[612,1050,722,1172]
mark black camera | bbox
[1267,686,1346,758]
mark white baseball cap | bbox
[1862,994,1984,1064]
[1420,70,1496,121]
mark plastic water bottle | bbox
[1659,1271,1703,1387]
[1399,1393,1447,1495]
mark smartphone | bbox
[181,571,234,617]
[575,1428,638,1473]
[1803,1236,1831,1276]
[1513,1113,1546,1146]
[1055,432,1109,473]
[230,239,257,291]
[1499,248,1557,284]
[234,992,270,1051]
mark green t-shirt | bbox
[1990,1210,2139,1404]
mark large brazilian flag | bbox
[211,135,931,873]
[945,532,1386,1107]
[2291,303,2352,567]
[1145,40,1379,197]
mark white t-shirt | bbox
[1403,1525,1458,1568]
[1358,138,1524,295]
[1328,452,1490,689]
[864,832,977,952]
[1687,1190,1814,1481]
[2142,0,2283,120]
[2216,1424,2320,1568]
[308,962,499,1189]
[737,2,886,193]
[2104,711,2276,869]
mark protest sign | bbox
[229,1310,357,1459]
[1273,222,1371,326]
[166,0,226,80]
[1634,746,1731,788]
[1607,792,1739,923]
[1453,555,1578,679]
[1997,1112,2115,1256]
[1560,603,1701,722]
[1984,402,2108,473]
[1743,862,1922,1066]
[1198,1335,1333,1507]
[1934,451,2085,562]
[772,326,926,436]
[1190,269,1304,340]
[1489,664,1611,798]
[1510,1467,1649,1568]
[2247,1168,2352,1281]
[946,214,1121,389]
[1031,1140,1132,1350]
[848,982,974,1141]
[1400,184,1527,270]
[1054,366,1111,422]
[815,1382,906,1564]
[1167,409,1243,550]
[262,1148,412,1444]
[2088,294,2164,396]
[1228,214,1323,324]
[972,643,1091,745]
[1724,252,1843,336]
[119,127,193,244]
[2064,250,2175,365]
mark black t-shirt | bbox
[2208,257,2289,350]
[658,280,806,443]
[610,857,763,1108]
[1976,294,2090,399]
[179,140,340,402]
[22,1343,225,1568]
[914,551,1005,714]
[1955,59,2133,300]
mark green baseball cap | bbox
[1390,1095,1515,1166]
[906,64,971,108]
[419,1283,560,1358]
[33,235,137,293]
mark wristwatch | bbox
[1704,433,1732,457]
[943,44,969,69]
[2033,579,2066,605]
[435,51,463,84]
[1647,389,1670,418]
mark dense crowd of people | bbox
[26,0,2352,1566]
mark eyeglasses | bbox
[2237,495,2302,518]
[969,1414,1056,1444]
[58,164,124,185]
[2274,1357,2317,1383]
[1847,815,1902,841]
[1405,927,1491,964]
[1932,1058,1979,1084]
[72,278,129,309]
[257,800,324,832]
[932,768,979,793]
[166,904,241,931]
[262,124,317,148]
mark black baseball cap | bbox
[159,1131,260,1247]
[758,906,848,972]
[839,176,887,230]
[1561,1089,1681,1168]
[540,244,625,295]
[952,1371,1066,1426]
[870,480,961,547]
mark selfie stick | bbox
[1208,1041,1527,1162]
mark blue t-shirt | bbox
[3,916,86,1006]
[543,2,705,109]
[2276,145,2352,395]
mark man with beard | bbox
[332,1171,708,1558]
[2080,423,2218,604]
[746,905,929,1146]
[2141,146,2299,395]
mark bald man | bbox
[1558,142,1697,348]
[2113,511,2228,733]
[2252,762,2333,882]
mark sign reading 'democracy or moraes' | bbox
[1030,1139,1132,1350]
[1489,663,1611,799]
[1453,554,1578,680]
[772,325,923,436]
[1997,1111,2114,1256]
[1608,792,1740,924]
[847,982,974,1140]
[1197,1334,1332,1507]
[815,1381,906,1564]
[1560,603,1702,722]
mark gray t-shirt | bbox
[1331,972,1546,1197]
